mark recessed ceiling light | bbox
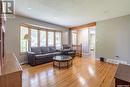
[27,8,32,10]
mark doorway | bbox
[88,27,96,55]
[71,26,96,57]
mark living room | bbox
[0,0,130,87]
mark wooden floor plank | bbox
[22,55,117,87]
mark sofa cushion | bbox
[47,52,56,55]
[35,54,49,57]
[41,47,49,54]
[31,47,42,54]
[48,46,57,53]
[35,54,51,60]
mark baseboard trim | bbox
[106,59,127,65]
[96,58,128,65]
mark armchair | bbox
[62,44,76,58]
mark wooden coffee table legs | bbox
[53,60,73,69]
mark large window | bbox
[72,30,77,45]
[31,29,38,47]
[20,26,29,52]
[40,30,46,46]
[48,31,54,46]
[55,32,61,49]
[20,25,62,52]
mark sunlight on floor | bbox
[22,55,117,87]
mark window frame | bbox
[39,30,47,47]
[20,24,62,54]
[72,30,78,45]
[19,24,29,54]
[55,31,62,49]
[47,31,55,46]
[30,28,39,47]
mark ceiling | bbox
[15,0,130,27]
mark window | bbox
[48,31,54,46]
[20,26,28,52]
[31,29,38,47]
[55,32,61,49]
[72,30,77,45]
[40,30,46,46]
[20,24,62,52]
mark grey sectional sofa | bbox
[27,46,61,66]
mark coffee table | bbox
[53,55,73,69]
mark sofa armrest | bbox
[27,51,36,66]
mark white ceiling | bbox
[15,0,130,27]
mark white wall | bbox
[96,15,130,64]
[5,15,69,64]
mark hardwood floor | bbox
[22,55,117,87]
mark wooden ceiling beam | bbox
[70,22,96,30]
